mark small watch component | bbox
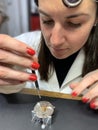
[31,101,55,129]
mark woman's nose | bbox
[50,25,66,46]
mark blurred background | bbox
[0,0,40,36]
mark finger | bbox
[70,82,79,89]
[0,34,36,57]
[71,70,98,96]
[0,66,37,81]
[89,98,98,110]
[0,49,40,70]
[0,79,25,86]
[82,83,98,103]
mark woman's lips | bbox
[52,47,69,52]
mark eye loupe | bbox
[62,0,82,8]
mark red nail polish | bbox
[31,62,40,69]
[27,48,35,55]
[82,98,89,103]
[71,92,77,97]
[90,102,96,109]
[29,74,37,81]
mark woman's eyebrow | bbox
[38,9,90,19]
[38,9,51,17]
[66,13,90,19]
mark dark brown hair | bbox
[0,11,8,26]
[34,0,38,6]
[34,0,98,81]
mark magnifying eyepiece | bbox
[62,0,82,8]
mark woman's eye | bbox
[42,20,54,25]
[67,22,81,28]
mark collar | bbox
[61,49,85,86]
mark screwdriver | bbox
[32,70,41,98]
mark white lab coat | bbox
[0,31,85,94]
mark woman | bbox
[0,0,98,109]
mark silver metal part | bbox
[31,101,55,129]
[35,80,41,99]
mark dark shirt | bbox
[52,51,79,87]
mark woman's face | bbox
[38,0,97,59]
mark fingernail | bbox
[27,48,35,55]
[82,98,89,103]
[29,74,37,81]
[90,102,96,109]
[31,62,40,69]
[71,91,77,97]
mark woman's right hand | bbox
[0,34,40,86]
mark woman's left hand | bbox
[70,69,98,109]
